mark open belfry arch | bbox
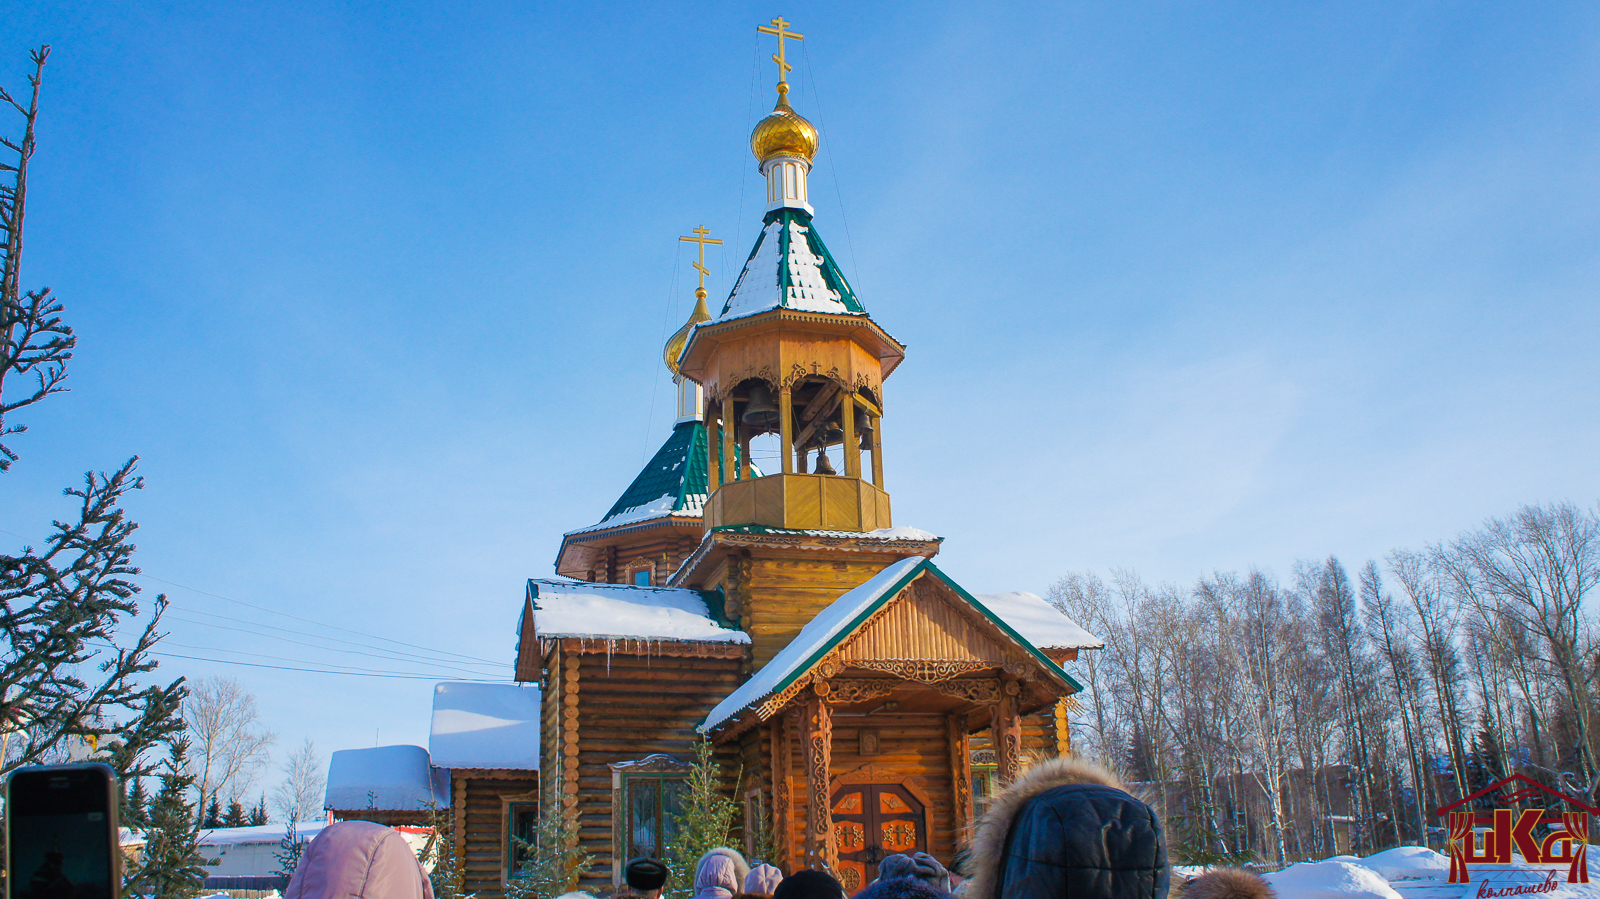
[508,16,1104,897]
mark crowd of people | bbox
[281,759,1279,899]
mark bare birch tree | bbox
[273,738,326,822]
[184,676,277,822]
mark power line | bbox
[163,605,507,670]
[158,640,500,680]
[162,614,506,679]
[149,649,510,682]
[130,572,500,666]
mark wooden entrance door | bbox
[830,783,927,893]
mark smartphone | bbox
[6,763,121,899]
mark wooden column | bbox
[1054,698,1072,758]
[722,406,737,485]
[773,714,796,871]
[802,685,835,870]
[991,683,1023,786]
[739,427,752,480]
[841,391,859,478]
[947,714,973,838]
[779,385,794,474]
[707,401,721,487]
[870,412,884,488]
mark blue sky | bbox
[2,1,1596,801]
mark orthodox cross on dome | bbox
[679,226,723,297]
[757,16,804,89]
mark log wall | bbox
[566,647,746,892]
[453,771,540,899]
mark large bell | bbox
[741,383,780,431]
[813,447,837,475]
[819,420,845,446]
[855,408,874,450]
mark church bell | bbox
[741,383,781,431]
[855,408,873,450]
[813,446,837,475]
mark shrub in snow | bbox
[1262,861,1404,899]
[1359,847,1451,882]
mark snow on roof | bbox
[972,591,1103,650]
[721,212,865,320]
[702,556,923,732]
[528,580,749,643]
[324,745,448,812]
[717,525,941,541]
[429,682,540,770]
[199,820,332,847]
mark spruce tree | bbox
[0,45,189,876]
[124,776,151,832]
[223,798,248,828]
[126,737,209,899]
[275,818,308,880]
[202,797,222,829]
[662,739,741,899]
[250,795,268,826]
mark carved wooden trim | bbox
[756,672,815,721]
[947,715,973,840]
[608,754,692,884]
[774,714,796,871]
[849,659,989,682]
[609,754,693,776]
[826,678,898,705]
[932,678,1002,704]
[828,762,937,813]
[802,688,835,870]
[497,788,540,886]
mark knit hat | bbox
[746,865,784,894]
[626,857,670,891]
[774,870,848,899]
[877,853,951,892]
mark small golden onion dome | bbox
[750,84,818,165]
[663,288,713,376]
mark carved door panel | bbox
[830,783,927,893]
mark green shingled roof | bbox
[595,421,750,527]
[720,208,865,319]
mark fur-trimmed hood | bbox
[1177,868,1274,899]
[959,758,1168,899]
[695,847,752,898]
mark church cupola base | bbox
[704,473,891,531]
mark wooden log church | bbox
[506,17,1103,896]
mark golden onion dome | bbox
[750,84,818,165]
[664,288,713,375]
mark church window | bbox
[506,801,537,878]
[623,774,688,859]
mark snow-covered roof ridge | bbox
[527,579,749,644]
[430,682,541,771]
[972,591,1103,650]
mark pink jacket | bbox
[286,821,435,899]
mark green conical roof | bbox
[720,208,864,320]
[581,421,750,531]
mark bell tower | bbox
[676,20,905,534]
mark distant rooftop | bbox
[429,681,540,771]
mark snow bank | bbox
[1360,846,1451,882]
[1264,860,1405,899]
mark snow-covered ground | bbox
[1249,847,1598,899]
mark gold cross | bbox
[679,226,723,292]
[757,16,804,86]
